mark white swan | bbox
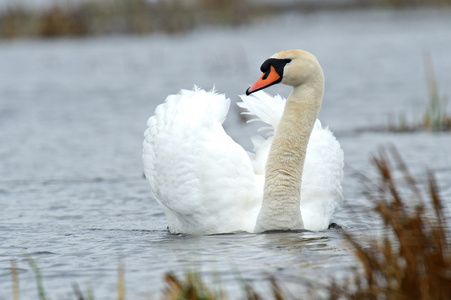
[143,50,343,234]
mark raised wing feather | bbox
[237,91,284,176]
[143,88,260,234]
[239,91,344,231]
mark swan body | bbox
[143,50,344,234]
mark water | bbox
[1,8,451,299]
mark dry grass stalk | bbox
[162,272,223,300]
[336,147,451,300]
[422,53,451,131]
[117,257,126,300]
[11,260,20,300]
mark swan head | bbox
[246,49,323,95]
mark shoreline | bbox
[1,0,450,39]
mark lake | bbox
[1,8,451,299]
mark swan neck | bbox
[254,81,323,233]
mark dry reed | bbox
[0,0,255,39]
[11,260,20,300]
[3,0,451,39]
[162,272,223,300]
[328,147,451,299]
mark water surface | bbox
[1,9,451,299]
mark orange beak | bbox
[246,65,281,95]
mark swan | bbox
[143,49,343,234]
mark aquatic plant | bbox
[10,260,20,300]
[328,147,451,299]
[72,283,95,300]
[389,55,450,132]
[25,255,48,300]
[421,54,450,131]
[162,272,223,300]
[12,255,115,300]
[117,257,126,300]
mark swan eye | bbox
[285,59,292,63]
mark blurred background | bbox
[1,1,450,299]
[1,0,451,38]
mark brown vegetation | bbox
[2,0,451,39]
[328,147,451,299]
[0,0,255,39]
[361,0,451,7]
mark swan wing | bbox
[143,88,259,234]
[238,91,285,176]
[301,120,344,231]
[239,91,344,231]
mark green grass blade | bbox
[25,254,47,300]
